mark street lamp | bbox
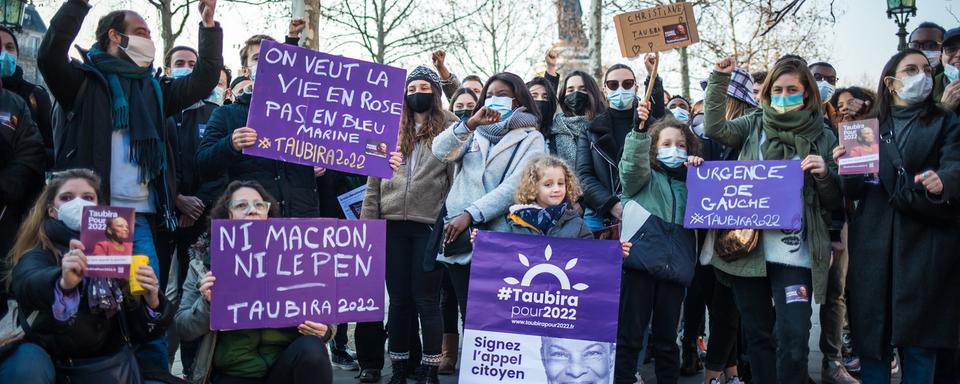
[887,0,918,51]
[0,0,26,31]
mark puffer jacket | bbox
[504,204,593,239]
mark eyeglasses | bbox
[813,73,837,86]
[229,200,271,213]
[605,79,636,91]
[944,45,960,58]
[908,41,941,51]
[896,64,933,77]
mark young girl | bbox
[616,118,704,384]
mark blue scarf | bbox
[510,201,570,235]
[86,44,166,182]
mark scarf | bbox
[86,44,166,182]
[659,162,687,181]
[44,220,124,317]
[509,201,570,235]
[551,114,588,139]
[760,105,830,261]
[475,108,538,144]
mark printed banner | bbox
[684,160,804,230]
[80,206,135,278]
[613,2,700,58]
[459,231,621,384]
[337,185,366,220]
[244,40,407,178]
[838,118,880,175]
[210,218,385,330]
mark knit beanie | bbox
[407,65,441,90]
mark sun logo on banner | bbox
[502,245,589,291]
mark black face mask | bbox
[535,100,556,121]
[564,91,589,115]
[454,109,472,120]
[405,92,433,113]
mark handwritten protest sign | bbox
[684,160,803,230]
[81,206,135,278]
[244,40,407,178]
[613,2,700,58]
[210,218,385,330]
[459,231,620,384]
[838,118,880,175]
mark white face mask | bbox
[892,73,933,104]
[120,34,156,68]
[56,197,96,231]
[922,50,941,68]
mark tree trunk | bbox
[302,0,321,50]
[590,0,601,80]
[160,0,175,60]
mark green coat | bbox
[619,130,687,225]
[702,72,844,303]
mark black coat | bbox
[11,220,174,360]
[38,0,223,230]
[196,94,320,217]
[3,66,53,165]
[0,87,45,265]
[168,102,226,207]
[844,108,960,359]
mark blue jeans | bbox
[583,208,605,231]
[0,342,55,383]
[133,214,169,370]
[861,347,936,384]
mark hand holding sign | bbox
[831,145,845,164]
[801,155,827,177]
[297,321,329,338]
[134,265,161,309]
[60,239,87,291]
[388,148,403,172]
[200,271,216,303]
[643,53,657,76]
[232,127,257,151]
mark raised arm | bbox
[703,66,754,150]
[37,0,90,111]
[619,131,652,197]
[164,0,223,115]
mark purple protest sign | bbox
[244,40,407,178]
[459,231,621,383]
[210,218,385,331]
[685,160,804,230]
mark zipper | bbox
[668,177,677,223]
[401,152,411,220]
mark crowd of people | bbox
[0,1,958,383]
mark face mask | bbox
[206,87,225,106]
[56,197,96,231]
[119,34,156,68]
[170,67,192,79]
[657,146,687,169]
[535,100,553,117]
[484,96,514,120]
[607,88,637,110]
[769,92,805,113]
[0,51,16,78]
[892,73,933,104]
[564,91,589,115]
[922,50,941,68]
[670,107,690,122]
[945,63,959,84]
[249,65,258,83]
[405,92,433,113]
[454,109,471,120]
[817,80,835,104]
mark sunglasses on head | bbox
[605,79,636,91]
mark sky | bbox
[29,0,960,96]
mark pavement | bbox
[172,300,903,383]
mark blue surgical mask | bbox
[170,67,192,79]
[607,88,637,110]
[206,87,225,106]
[769,92,805,113]
[945,63,959,84]
[249,64,258,83]
[657,146,687,169]
[670,107,690,122]
[484,96,514,121]
[0,51,16,78]
[817,80,835,104]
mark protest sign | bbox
[81,206,135,278]
[459,231,621,384]
[244,40,407,178]
[613,2,699,58]
[838,118,880,175]
[209,218,385,330]
[337,185,366,220]
[684,160,804,230]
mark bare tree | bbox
[144,0,286,57]
[450,0,552,77]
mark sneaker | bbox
[331,349,360,371]
[357,369,381,383]
[725,376,745,384]
[843,356,861,374]
[891,354,900,375]
[709,379,722,384]
[822,361,860,384]
[697,336,709,359]
[634,373,645,384]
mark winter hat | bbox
[407,65,442,89]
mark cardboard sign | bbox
[244,40,407,178]
[459,231,621,384]
[209,218,386,330]
[838,119,880,175]
[684,160,804,230]
[613,2,699,58]
[80,206,135,279]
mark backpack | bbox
[51,78,89,166]
[0,298,38,359]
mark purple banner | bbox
[685,160,804,230]
[244,40,407,178]
[80,206,135,279]
[460,232,621,383]
[210,218,385,330]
